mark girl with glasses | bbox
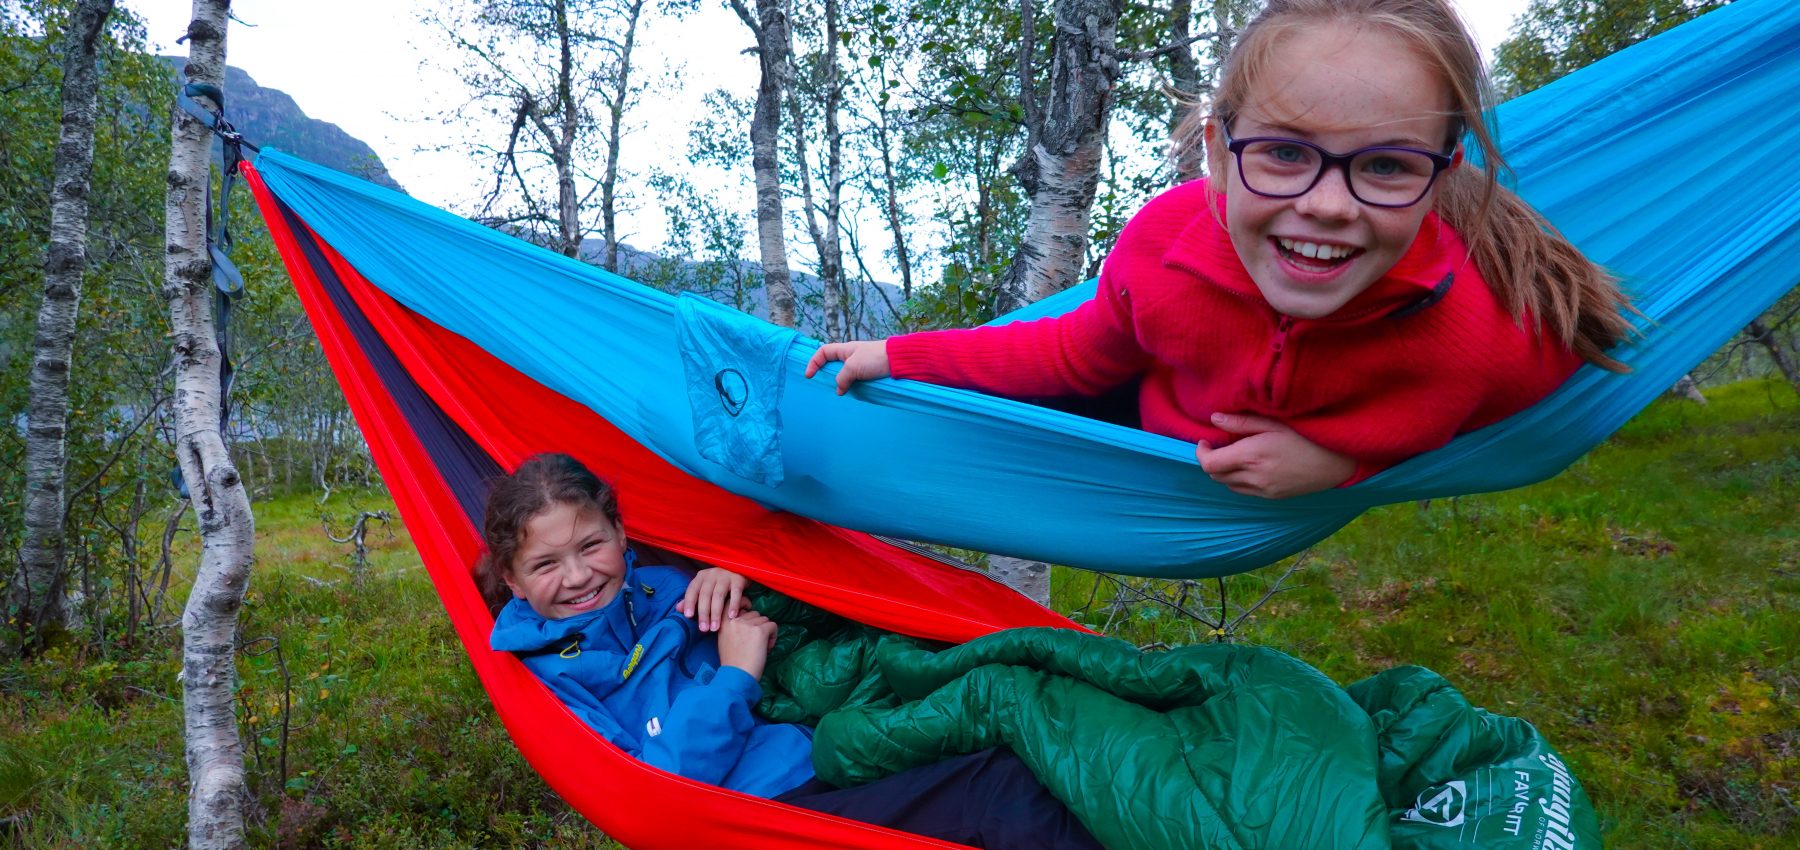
[808,0,1633,498]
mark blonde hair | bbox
[1172,0,1632,370]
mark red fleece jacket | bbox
[888,180,1583,483]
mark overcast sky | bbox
[120,0,1533,257]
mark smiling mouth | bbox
[562,586,604,606]
[1275,237,1361,272]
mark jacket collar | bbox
[1163,184,1456,320]
[488,549,644,653]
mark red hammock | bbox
[245,162,1078,849]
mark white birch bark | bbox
[988,556,1052,610]
[784,0,846,340]
[600,0,644,272]
[167,3,256,848]
[819,0,845,342]
[987,0,1121,606]
[11,0,116,651]
[553,1,581,257]
[731,0,797,328]
[1669,373,1707,404]
[997,0,1121,313]
[1008,141,1106,306]
[873,112,913,300]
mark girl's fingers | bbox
[689,576,712,626]
[1211,412,1285,435]
[711,582,730,630]
[806,345,845,378]
[1196,441,1240,476]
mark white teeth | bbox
[1278,237,1355,261]
[566,587,600,605]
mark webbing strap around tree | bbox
[169,81,256,496]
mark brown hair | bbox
[1171,0,1633,370]
[475,453,622,615]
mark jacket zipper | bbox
[1164,258,1421,408]
[1266,316,1294,403]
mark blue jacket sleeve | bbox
[639,665,764,784]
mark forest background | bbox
[0,0,1796,848]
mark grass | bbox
[1052,377,1800,848]
[1,491,622,850]
[2,378,1796,848]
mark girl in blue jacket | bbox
[478,453,1100,849]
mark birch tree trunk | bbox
[820,0,845,342]
[1165,0,1204,183]
[984,0,1120,606]
[731,0,798,328]
[10,0,116,653]
[786,0,846,340]
[1747,319,1800,393]
[432,0,643,264]
[550,1,582,257]
[873,111,914,300]
[1012,0,1041,193]
[1154,0,1248,183]
[996,0,1122,313]
[600,0,645,272]
[168,3,256,847]
[1669,373,1707,404]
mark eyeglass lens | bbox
[1237,139,1439,206]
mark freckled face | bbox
[1208,23,1456,319]
[504,501,628,620]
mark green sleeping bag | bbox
[748,592,1599,849]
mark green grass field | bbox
[2,379,1795,849]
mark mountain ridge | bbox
[161,57,404,193]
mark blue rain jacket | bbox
[489,558,816,798]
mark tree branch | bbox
[64,396,169,507]
[1115,29,1221,62]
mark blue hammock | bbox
[253,0,1800,579]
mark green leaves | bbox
[1493,0,1733,97]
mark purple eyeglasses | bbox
[1221,124,1456,209]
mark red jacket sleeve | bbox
[886,274,1153,398]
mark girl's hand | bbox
[804,340,891,395]
[680,567,751,632]
[716,610,779,681]
[1196,413,1356,499]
